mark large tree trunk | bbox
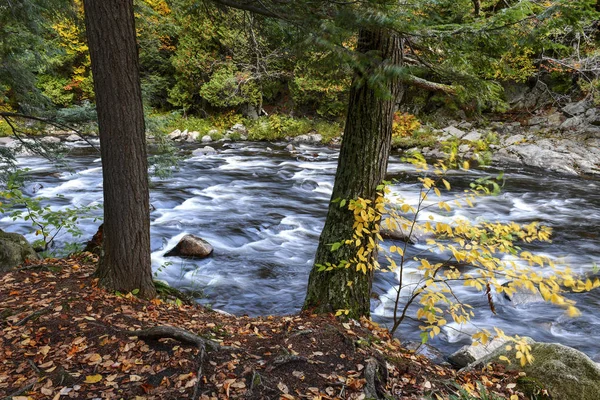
[83,0,156,298]
[303,29,402,318]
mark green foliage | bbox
[199,63,262,108]
[0,170,101,255]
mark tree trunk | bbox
[472,0,481,16]
[303,29,402,318]
[83,0,156,298]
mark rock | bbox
[285,144,295,151]
[164,234,213,259]
[561,116,585,130]
[201,135,212,143]
[231,123,247,134]
[0,137,16,146]
[239,134,248,141]
[449,337,508,368]
[380,219,430,244]
[208,129,219,136]
[503,134,526,146]
[562,101,589,116]
[192,146,216,156]
[457,121,473,130]
[293,133,322,144]
[186,131,201,142]
[404,342,447,365]
[461,130,482,142]
[441,126,466,139]
[0,229,40,272]
[65,134,81,142]
[167,129,182,140]
[41,136,61,144]
[502,283,544,306]
[471,341,600,400]
[458,144,470,154]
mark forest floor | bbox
[0,255,527,400]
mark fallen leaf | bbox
[84,374,102,384]
[277,382,289,394]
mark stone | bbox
[293,133,322,144]
[285,144,295,151]
[562,101,589,116]
[458,144,470,153]
[192,146,217,156]
[164,234,213,259]
[167,129,182,140]
[41,136,61,144]
[461,130,482,142]
[0,229,40,272]
[65,134,81,142]
[448,337,508,368]
[502,283,544,306]
[0,137,16,146]
[441,126,466,139]
[471,341,600,400]
[231,123,248,134]
[560,116,584,130]
[201,135,212,143]
[404,342,447,365]
[186,131,201,142]
[503,134,526,146]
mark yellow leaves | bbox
[84,374,102,384]
[566,306,581,318]
[335,309,350,317]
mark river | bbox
[4,140,600,360]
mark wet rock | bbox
[192,146,216,156]
[449,337,508,368]
[0,229,40,272]
[502,283,544,306]
[470,341,600,400]
[164,234,213,259]
[285,144,295,151]
[201,135,212,143]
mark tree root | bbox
[364,357,386,400]
[128,325,220,351]
[1,379,35,400]
[15,304,53,326]
[191,345,206,400]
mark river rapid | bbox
[4,140,600,360]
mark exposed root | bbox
[128,325,220,351]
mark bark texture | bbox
[84,0,156,298]
[303,29,403,318]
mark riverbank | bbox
[0,256,525,399]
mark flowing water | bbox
[4,140,600,359]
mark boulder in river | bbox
[192,146,216,156]
[293,133,322,144]
[0,229,40,271]
[448,337,508,368]
[164,235,213,259]
[469,340,600,400]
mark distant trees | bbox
[83,0,156,298]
